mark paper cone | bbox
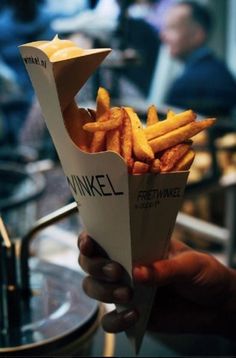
[124,171,188,353]
[20,43,189,354]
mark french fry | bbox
[160,142,192,172]
[90,87,110,152]
[172,150,196,171]
[90,131,106,152]
[133,161,150,175]
[63,100,92,151]
[149,118,216,153]
[125,107,154,162]
[29,37,217,177]
[147,105,159,126]
[96,87,110,120]
[127,158,135,173]
[166,110,176,119]
[106,128,121,154]
[144,110,197,141]
[150,159,161,174]
[83,107,123,132]
[63,85,215,175]
[121,108,133,168]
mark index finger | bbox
[133,250,207,286]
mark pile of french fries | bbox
[64,87,215,175]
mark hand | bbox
[134,239,236,336]
[78,231,139,332]
[78,232,236,337]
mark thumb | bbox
[133,251,206,287]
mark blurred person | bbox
[111,0,175,97]
[78,232,236,347]
[0,0,55,145]
[161,1,236,117]
[107,0,160,97]
[52,0,160,97]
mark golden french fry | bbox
[160,142,192,172]
[125,107,154,162]
[90,87,110,152]
[90,131,106,152]
[83,107,123,132]
[166,110,176,119]
[173,150,196,171]
[147,105,159,126]
[149,118,216,153]
[64,86,216,175]
[144,110,197,141]
[132,161,150,175]
[96,87,110,120]
[150,159,161,173]
[63,100,93,152]
[127,158,134,173]
[121,108,133,167]
[106,128,121,154]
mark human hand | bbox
[133,239,236,335]
[78,231,139,332]
[78,232,236,336]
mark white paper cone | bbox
[20,43,189,354]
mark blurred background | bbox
[0,0,236,356]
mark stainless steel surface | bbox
[0,259,99,355]
[0,162,45,212]
[176,175,236,267]
[176,212,229,244]
[0,162,45,239]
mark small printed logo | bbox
[23,56,47,68]
[135,187,182,209]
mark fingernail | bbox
[113,287,131,302]
[103,263,117,279]
[123,310,139,325]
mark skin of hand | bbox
[78,232,236,337]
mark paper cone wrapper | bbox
[20,43,189,354]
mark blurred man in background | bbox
[161,1,236,117]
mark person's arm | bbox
[78,232,236,337]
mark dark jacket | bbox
[166,47,236,117]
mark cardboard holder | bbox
[20,43,189,354]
